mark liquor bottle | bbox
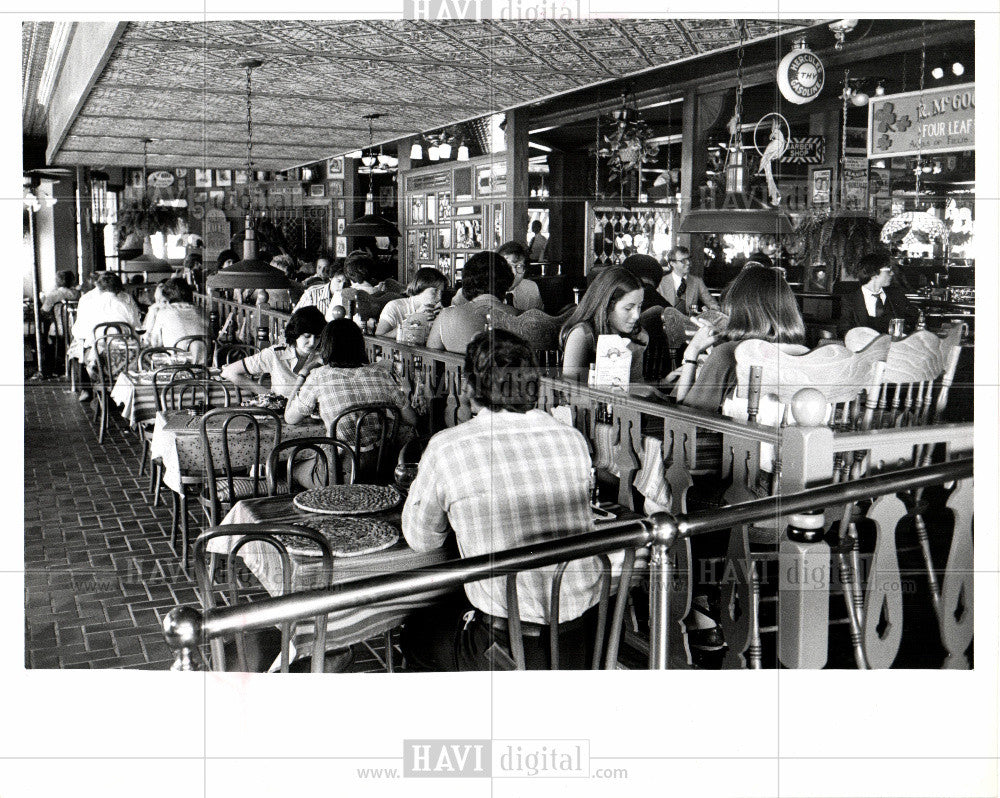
[573,287,581,305]
[778,508,829,669]
[915,310,926,331]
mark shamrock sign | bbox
[873,102,912,151]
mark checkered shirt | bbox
[287,362,406,446]
[401,409,603,624]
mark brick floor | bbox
[24,380,393,672]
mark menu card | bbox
[593,334,633,388]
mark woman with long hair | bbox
[676,265,806,410]
[560,267,647,382]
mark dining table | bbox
[208,494,455,658]
[109,367,223,428]
[150,409,327,494]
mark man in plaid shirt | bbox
[401,329,606,670]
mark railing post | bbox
[163,606,206,671]
[648,511,680,670]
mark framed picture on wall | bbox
[417,230,432,261]
[453,218,482,250]
[437,227,451,250]
[406,230,418,266]
[209,189,225,207]
[810,167,832,206]
[194,169,212,188]
[234,169,250,184]
[437,254,451,273]
[327,156,345,179]
[334,199,346,216]
[379,185,394,211]
[335,237,348,258]
[215,169,233,187]
[492,204,504,248]
[410,196,425,225]
[337,218,346,235]
[438,191,452,221]
[309,183,326,197]
[426,194,437,224]
[328,181,344,197]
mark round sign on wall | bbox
[147,170,176,188]
[777,43,825,105]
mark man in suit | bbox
[837,250,918,336]
[656,246,719,315]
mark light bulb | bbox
[952,61,964,76]
[428,146,440,161]
[851,91,869,106]
[457,145,469,161]
[409,143,423,160]
[438,142,452,159]
[361,154,376,167]
[931,66,944,80]
[875,82,885,95]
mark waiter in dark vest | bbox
[838,250,918,336]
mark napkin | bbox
[633,436,671,510]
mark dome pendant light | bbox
[344,113,401,239]
[208,58,290,290]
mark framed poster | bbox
[437,227,451,250]
[492,203,504,248]
[437,254,452,273]
[453,218,482,250]
[334,199,346,217]
[335,237,348,258]
[175,168,188,178]
[195,169,212,188]
[337,218,346,235]
[309,183,326,198]
[327,156,345,179]
[328,181,344,197]
[378,185,394,211]
[810,167,832,206]
[438,191,453,221]
[410,196,426,225]
[406,230,418,266]
[417,230,433,261]
[426,193,438,224]
[842,155,869,212]
[234,169,250,185]
[215,169,233,187]
[209,189,226,207]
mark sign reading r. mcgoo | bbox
[867,82,975,158]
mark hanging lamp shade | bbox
[119,253,174,273]
[679,207,795,236]
[207,217,290,289]
[343,212,401,238]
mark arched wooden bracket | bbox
[719,526,753,669]
[861,492,908,668]
[940,478,973,669]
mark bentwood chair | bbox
[214,342,256,367]
[92,331,141,444]
[330,403,403,484]
[194,524,334,673]
[501,548,637,670]
[137,346,187,371]
[160,378,239,413]
[265,436,357,496]
[175,334,212,366]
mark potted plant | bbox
[116,194,183,260]
[791,210,883,285]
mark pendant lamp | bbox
[343,113,401,239]
[208,59,290,290]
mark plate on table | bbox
[293,484,403,516]
[280,517,400,558]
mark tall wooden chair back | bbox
[843,324,964,428]
[330,402,402,482]
[199,408,283,525]
[265,436,357,496]
[503,548,636,670]
[733,339,887,431]
[193,524,333,673]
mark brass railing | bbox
[163,456,972,671]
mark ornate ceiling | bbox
[28,19,815,171]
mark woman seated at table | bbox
[142,278,209,357]
[374,266,447,343]
[559,266,647,383]
[285,317,417,454]
[675,265,807,411]
[221,306,325,399]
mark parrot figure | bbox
[756,119,787,206]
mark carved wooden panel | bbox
[940,477,974,669]
[862,492,908,668]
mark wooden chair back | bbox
[175,334,212,365]
[193,524,333,673]
[734,339,887,431]
[503,548,637,670]
[265,437,357,496]
[330,402,402,482]
[200,408,283,521]
[843,324,964,427]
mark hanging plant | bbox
[116,194,182,248]
[791,210,883,282]
[600,99,659,184]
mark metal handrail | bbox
[163,456,972,670]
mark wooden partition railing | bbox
[163,454,972,671]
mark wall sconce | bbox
[828,19,858,51]
[301,167,313,181]
[409,142,423,160]
[428,146,440,161]
[456,144,469,161]
[437,141,452,159]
